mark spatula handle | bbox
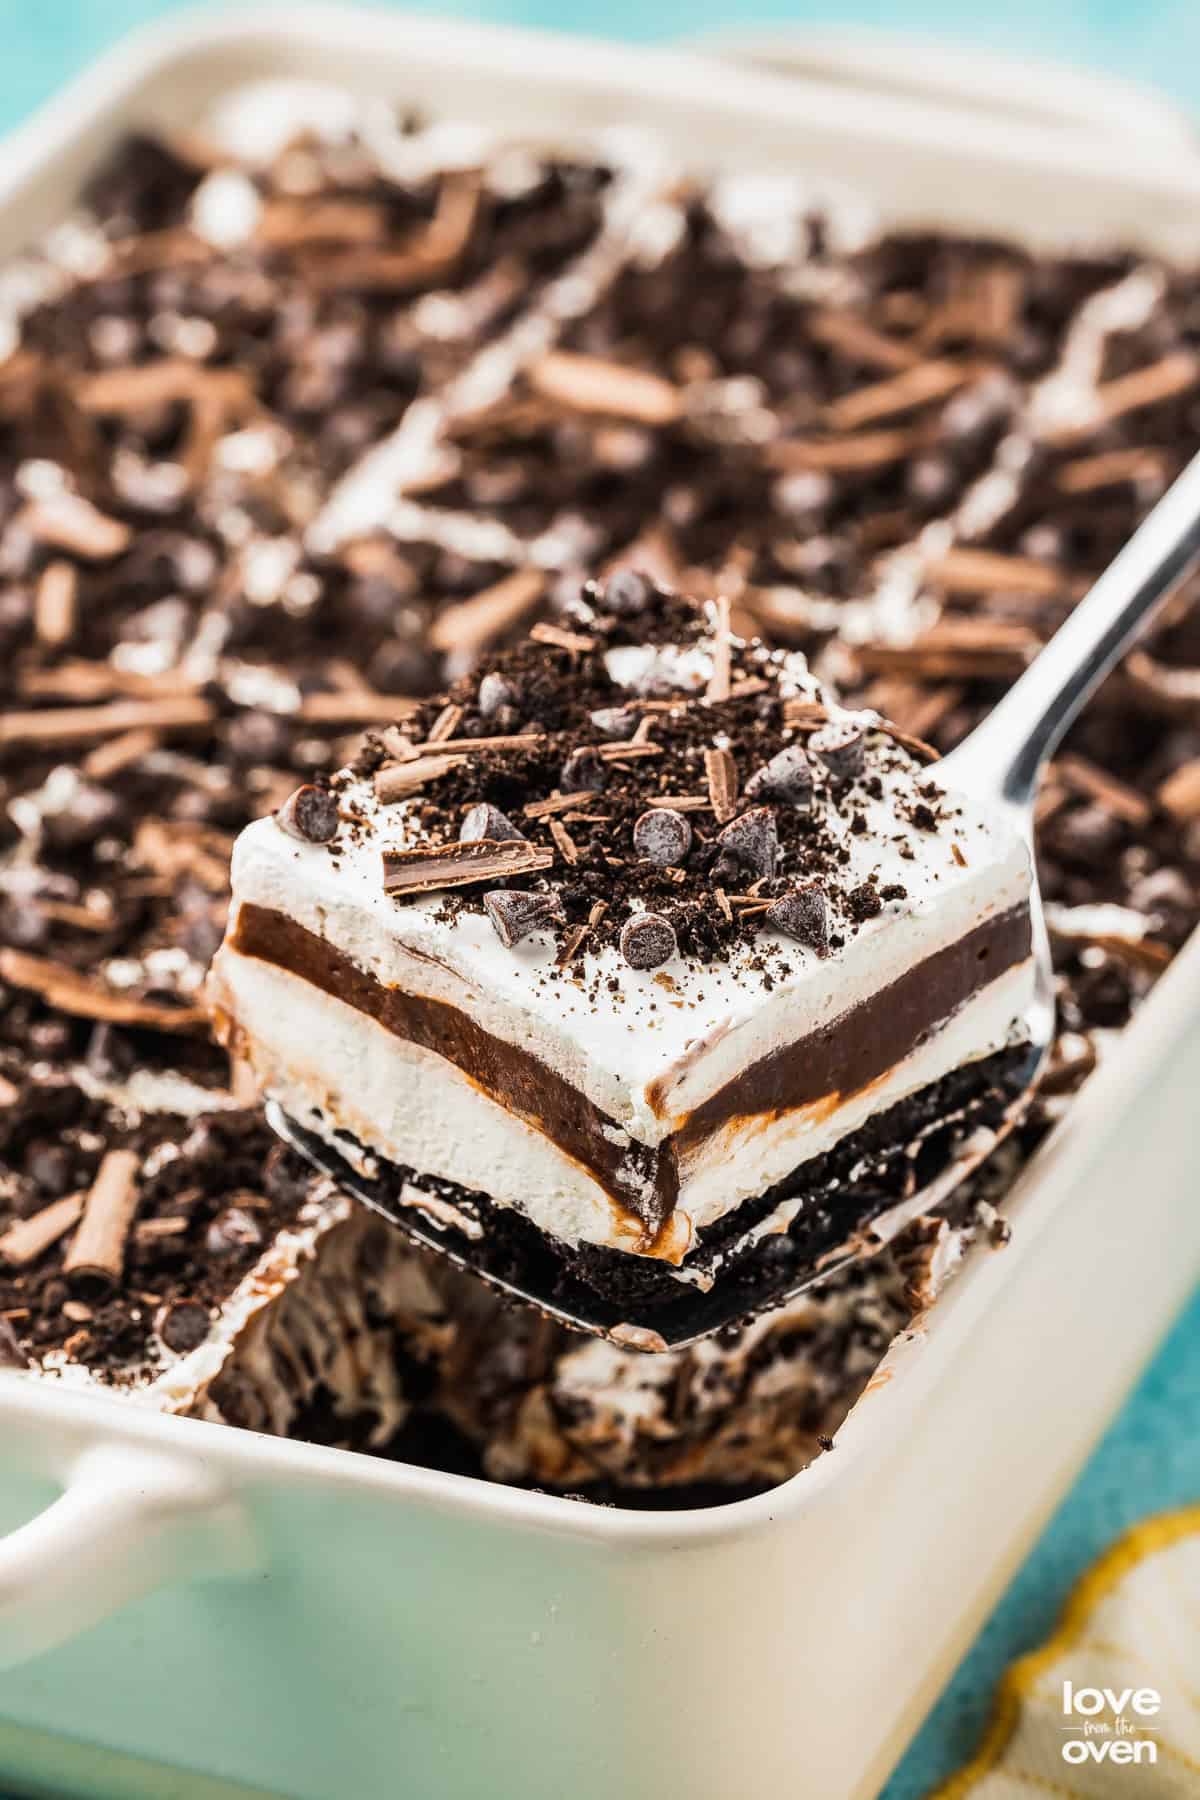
[946,446,1200,809]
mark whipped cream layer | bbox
[213,742,1033,1262]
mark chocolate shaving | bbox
[704,747,739,823]
[764,429,919,473]
[548,819,580,865]
[555,899,607,967]
[529,621,598,655]
[256,197,388,248]
[0,1194,85,1268]
[299,172,480,294]
[527,351,684,426]
[781,700,832,730]
[1125,651,1200,717]
[704,594,733,704]
[409,733,546,755]
[0,949,208,1032]
[1055,752,1152,827]
[34,561,78,649]
[593,741,664,764]
[428,569,547,655]
[18,661,199,702]
[1055,448,1167,495]
[854,618,1038,681]
[374,755,469,803]
[63,1148,141,1293]
[1158,760,1200,821]
[381,839,553,895]
[523,790,601,819]
[826,359,977,431]
[646,794,710,812]
[82,725,160,780]
[297,691,417,727]
[0,695,213,751]
[1046,351,1200,446]
[923,547,1073,599]
[806,309,921,373]
[426,703,464,745]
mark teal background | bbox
[3,0,1200,129]
[0,6,1197,1797]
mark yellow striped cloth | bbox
[931,1508,1200,1797]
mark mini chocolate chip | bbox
[205,1206,265,1257]
[460,803,526,844]
[484,890,564,948]
[745,746,814,808]
[226,709,293,766]
[561,747,606,792]
[620,912,678,969]
[633,808,692,867]
[478,671,519,719]
[370,640,438,695]
[906,454,957,511]
[588,706,638,741]
[43,782,124,851]
[24,1142,73,1196]
[597,569,651,617]
[276,784,339,843]
[0,899,47,950]
[85,1022,134,1080]
[716,807,779,880]
[810,720,865,782]
[156,1300,211,1355]
[767,886,829,955]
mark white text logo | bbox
[1060,1681,1161,1767]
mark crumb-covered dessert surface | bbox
[0,90,1198,1496]
[211,578,1034,1316]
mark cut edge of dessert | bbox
[208,575,1037,1343]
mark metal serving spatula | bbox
[269,449,1200,1350]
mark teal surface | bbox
[0,7,1197,1798]
[3,0,1200,127]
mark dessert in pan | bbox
[210,578,1036,1335]
[0,92,1198,1494]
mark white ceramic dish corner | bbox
[1,13,1199,1799]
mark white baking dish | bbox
[1,12,1199,1798]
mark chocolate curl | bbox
[0,695,214,751]
[64,1149,141,1293]
[704,594,733,703]
[428,569,546,656]
[704,747,739,823]
[0,1193,85,1267]
[374,754,468,803]
[34,560,78,649]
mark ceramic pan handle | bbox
[0,1438,257,1667]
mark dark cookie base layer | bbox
[295,1044,1028,1335]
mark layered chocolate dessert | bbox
[210,579,1034,1322]
[0,93,1197,1492]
